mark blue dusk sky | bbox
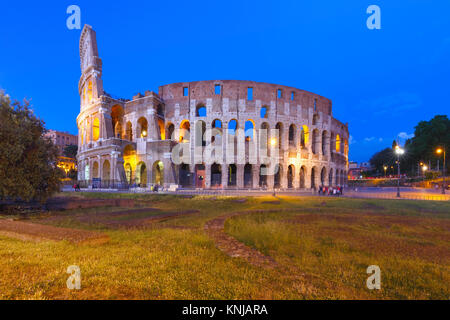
[1,0,449,162]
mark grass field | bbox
[0,193,448,300]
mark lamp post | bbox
[422,165,428,182]
[383,165,387,178]
[436,147,446,195]
[395,146,405,198]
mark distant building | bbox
[348,161,373,179]
[44,129,78,151]
[44,130,78,176]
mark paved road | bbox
[62,186,449,201]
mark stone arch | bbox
[227,164,237,186]
[259,164,268,187]
[136,162,147,186]
[312,129,320,154]
[320,167,327,186]
[179,163,191,187]
[245,119,255,141]
[157,118,165,140]
[211,163,222,187]
[274,164,282,188]
[180,120,190,142]
[166,122,175,140]
[299,165,306,188]
[288,124,296,147]
[301,125,309,148]
[152,161,164,185]
[211,119,222,144]
[322,130,329,155]
[311,166,318,189]
[244,164,252,187]
[92,117,100,141]
[125,121,132,140]
[124,163,132,184]
[137,117,148,138]
[260,105,269,119]
[275,122,283,150]
[196,104,206,117]
[111,105,124,138]
[312,113,320,126]
[102,160,111,181]
[287,164,295,188]
[92,161,99,178]
[328,168,333,187]
[336,134,341,153]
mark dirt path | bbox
[204,210,284,269]
[0,219,109,244]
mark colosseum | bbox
[77,25,349,190]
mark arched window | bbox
[301,125,309,148]
[125,122,132,140]
[275,122,283,149]
[288,124,296,146]
[336,134,341,153]
[196,104,206,117]
[137,117,148,138]
[87,81,93,102]
[166,123,175,140]
[92,118,100,141]
[245,120,255,141]
[260,106,268,119]
[180,120,190,142]
[111,105,124,139]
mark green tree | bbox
[63,144,78,159]
[0,91,63,202]
[369,148,396,174]
[405,115,450,173]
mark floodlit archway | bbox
[274,164,282,188]
[125,121,132,140]
[336,134,341,153]
[180,120,190,142]
[137,117,148,138]
[136,162,147,186]
[124,163,132,184]
[111,105,124,138]
[153,161,164,185]
[102,160,110,181]
[92,118,100,141]
[301,125,309,147]
[92,161,99,178]
[166,122,175,140]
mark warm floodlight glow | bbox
[270,138,277,146]
[141,130,147,138]
[395,147,404,155]
[422,165,428,171]
[436,148,443,154]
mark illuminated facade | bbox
[77,25,349,189]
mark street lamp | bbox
[422,165,428,182]
[394,145,405,197]
[383,165,387,178]
[436,147,446,195]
